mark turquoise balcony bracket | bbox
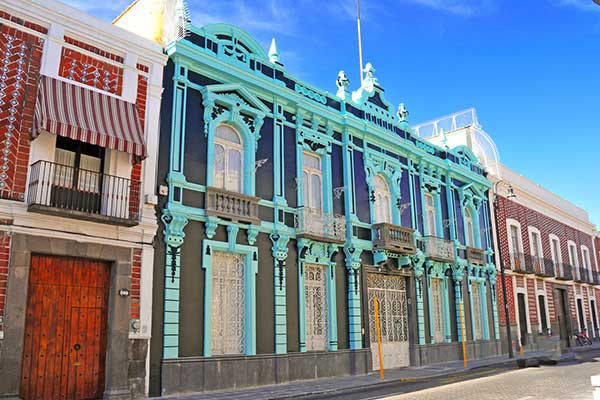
[412,251,426,345]
[344,244,364,349]
[271,231,291,354]
[161,210,189,359]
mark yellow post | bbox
[374,295,385,380]
[459,301,467,369]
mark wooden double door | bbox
[20,255,111,400]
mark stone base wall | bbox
[129,339,148,399]
[410,340,502,366]
[160,349,370,396]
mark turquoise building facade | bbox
[150,23,501,396]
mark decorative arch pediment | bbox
[196,23,269,63]
[452,145,483,170]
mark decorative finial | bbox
[397,103,409,122]
[268,38,280,64]
[336,70,350,98]
[363,62,376,82]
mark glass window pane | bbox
[311,174,322,210]
[78,154,101,192]
[227,149,242,192]
[214,144,225,189]
[303,152,320,170]
[53,148,76,188]
[216,125,241,144]
[374,175,388,191]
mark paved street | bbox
[383,351,600,400]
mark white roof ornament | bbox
[336,70,350,100]
[351,61,378,103]
[163,0,191,45]
[397,103,409,122]
[268,38,280,64]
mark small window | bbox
[214,124,243,193]
[465,207,475,247]
[424,192,437,236]
[538,295,548,334]
[373,175,392,224]
[302,151,323,210]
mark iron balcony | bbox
[27,160,140,226]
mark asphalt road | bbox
[323,350,600,400]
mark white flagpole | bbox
[357,0,364,83]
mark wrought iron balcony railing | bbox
[295,207,346,244]
[519,254,537,274]
[466,247,486,266]
[418,236,454,263]
[205,186,261,224]
[27,160,140,226]
[537,258,557,277]
[556,263,574,281]
[510,252,528,273]
[372,223,416,255]
[573,266,587,283]
[529,256,550,276]
[592,271,600,286]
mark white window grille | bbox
[471,283,483,340]
[211,251,246,355]
[304,263,328,351]
[373,175,392,224]
[430,278,445,343]
[367,273,409,370]
[214,124,243,193]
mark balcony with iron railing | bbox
[574,267,592,284]
[418,236,454,263]
[530,257,554,277]
[510,252,530,274]
[556,263,574,281]
[295,207,346,244]
[372,223,416,255]
[466,246,486,266]
[205,186,261,225]
[27,160,140,226]
[592,271,600,286]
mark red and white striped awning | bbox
[33,75,147,161]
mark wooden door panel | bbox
[20,255,110,400]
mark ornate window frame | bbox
[528,226,544,258]
[202,84,268,197]
[458,185,484,250]
[506,218,523,269]
[363,151,403,226]
[201,239,258,356]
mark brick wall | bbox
[0,232,11,332]
[58,47,123,96]
[497,274,516,325]
[496,196,596,271]
[526,278,538,325]
[130,248,142,320]
[0,24,43,200]
[546,281,555,322]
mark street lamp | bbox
[493,180,516,358]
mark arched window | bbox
[465,207,475,247]
[214,124,243,192]
[424,192,437,236]
[373,175,392,223]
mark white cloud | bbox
[402,0,497,16]
[554,0,600,12]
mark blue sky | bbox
[69,0,600,227]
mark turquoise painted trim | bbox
[455,282,464,342]
[202,240,258,356]
[434,193,444,238]
[297,250,307,352]
[409,171,417,230]
[427,275,434,342]
[415,278,426,345]
[326,261,338,350]
[442,277,452,342]
[271,232,290,354]
[445,180,457,241]
[481,281,490,340]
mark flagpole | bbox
[356,0,364,83]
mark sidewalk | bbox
[156,349,575,400]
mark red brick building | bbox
[0,1,166,399]
[493,165,600,353]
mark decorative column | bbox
[488,267,501,340]
[161,211,188,359]
[481,279,490,340]
[271,232,290,354]
[345,246,363,349]
[413,254,426,344]
[453,266,466,342]
[442,276,452,342]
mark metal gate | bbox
[367,273,409,370]
[430,278,445,343]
